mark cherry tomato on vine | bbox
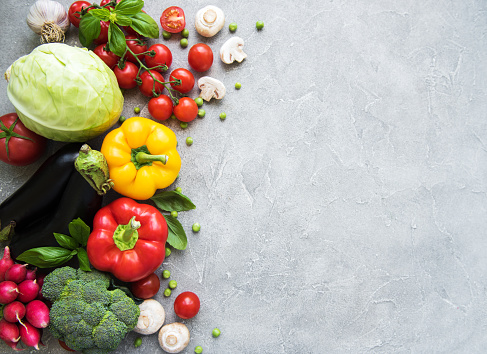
[174,291,200,319]
[113,61,139,89]
[145,44,173,72]
[130,273,160,299]
[188,43,213,72]
[68,1,91,28]
[148,95,173,121]
[100,0,121,8]
[93,44,120,68]
[173,97,198,123]
[169,68,194,94]
[0,113,47,166]
[125,35,148,63]
[160,6,185,33]
[139,70,165,97]
[94,20,110,45]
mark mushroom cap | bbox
[134,299,166,335]
[198,76,226,102]
[195,5,225,37]
[220,36,247,64]
[158,322,190,353]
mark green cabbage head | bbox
[6,43,123,142]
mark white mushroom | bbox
[133,299,166,335]
[158,322,190,353]
[220,37,247,64]
[198,76,226,102]
[195,5,225,37]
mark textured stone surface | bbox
[1,0,487,353]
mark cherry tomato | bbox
[100,0,121,7]
[160,6,185,34]
[173,97,198,123]
[0,113,47,166]
[68,1,91,28]
[188,43,213,72]
[174,291,200,319]
[125,35,148,63]
[139,70,165,97]
[130,273,160,299]
[93,44,120,68]
[169,68,194,94]
[148,95,173,121]
[113,61,139,89]
[93,20,110,45]
[145,44,173,72]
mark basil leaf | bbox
[129,12,159,38]
[108,23,127,57]
[79,13,101,47]
[0,221,15,242]
[114,0,144,16]
[54,233,79,250]
[17,247,77,268]
[151,191,196,212]
[68,218,91,246]
[115,14,132,27]
[77,248,91,272]
[90,8,111,21]
[164,215,187,250]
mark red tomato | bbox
[188,43,213,72]
[125,35,148,63]
[169,68,194,94]
[130,273,160,299]
[0,113,47,166]
[145,44,173,72]
[139,70,165,97]
[160,6,185,33]
[113,61,139,89]
[174,291,200,319]
[100,0,121,7]
[68,1,91,28]
[173,97,198,123]
[148,95,173,121]
[94,20,110,45]
[93,44,120,68]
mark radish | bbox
[5,264,27,284]
[0,318,20,343]
[25,300,50,329]
[25,268,37,281]
[17,279,39,303]
[19,321,42,349]
[0,247,14,281]
[0,281,19,304]
[2,339,23,351]
[3,301,26,330]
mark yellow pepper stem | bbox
[135,152,168,165]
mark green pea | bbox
[197,109,206,118]
[181,28,189,38]
[171,113,177,119]
[186,137,194,146]
[162,269,171,279]
[165,247,171,257]
[212,328,221,337]
[235,82,242,90]
[192,223,201,232]
[119,115,127,123]
[168,280,177,289]
[194,97,204,107]
[229,22,237,32]
[180,122,188,129]
[256,21,264,30]
[194,346,203,354]
[162,30,172,40]
[175,187,182,193]
[134,106,141,114]
[134,337,142,348]
[219,112,227,120]
[171,211,178,218]
[180,38,188,48]
[164,288,172,297]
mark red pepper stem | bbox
[135,152,168,165]
[113,216,141,251]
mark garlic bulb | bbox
[27,0,70,43]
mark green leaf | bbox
[114,0,144,16]
[17,247,77,268]
[0,221,15,242]
[90,8,111,21]
[69,218,91,247]
[115,14,132,27]
[151,191,196,212]
[129,12,159,38]
[79,13,101,47]
[54,233,79,250]
[77,248,91,272]
[164,215,187,250]
[108,23,127,57]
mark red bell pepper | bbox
[86,197,168,282]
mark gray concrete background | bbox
[1,0,487,353]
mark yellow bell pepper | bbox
[101,117,181,200]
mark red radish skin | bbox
[19,321,41,349]
[5,264,28,284]
[2,339,23,351]
[25,300,50,329]
[0,247,14,281]
[17,279,39,303]
[0,318,20,343]
[0,281,19,304]
[3,301,26,329]
[25,268,37,281]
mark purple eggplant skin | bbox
[9,170,103,263]
[0,143,82,234]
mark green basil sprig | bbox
[163,214,187,250]
[17,218,92,271]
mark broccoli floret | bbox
[43,266,140,353]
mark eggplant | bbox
[9,170,103,262]
[0,143,82,235]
